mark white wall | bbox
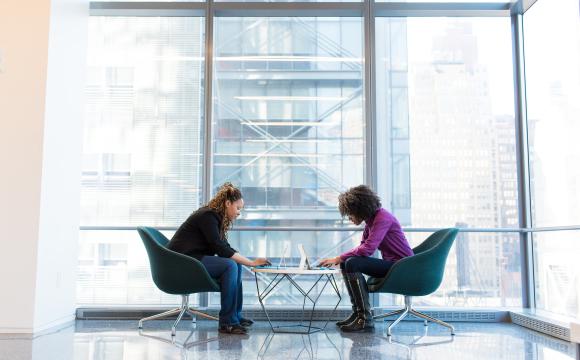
[33,0,89,333]
[0,0,88,333]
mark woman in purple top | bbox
[319,185,414,332]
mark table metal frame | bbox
[253,268,342,334]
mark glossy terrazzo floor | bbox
[0,320,577,360]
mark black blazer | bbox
[167,207,237,260]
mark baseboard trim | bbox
[0,327,35,336]
[76,306,509,322]
[0,315,75,337]
[77,307,352,321]
[375,307,509,322]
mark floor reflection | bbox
[375,325,455,359]
[257,331,342,360]
[0,321,577,360]
[138,329,221,359]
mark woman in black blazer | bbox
[168,183,270,334]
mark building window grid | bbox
[81,0,578,312]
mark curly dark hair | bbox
[338,185,382,221]
[206,182,243,239]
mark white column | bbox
[0,0,89,334]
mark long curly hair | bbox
[206,182,243,239]
[338,185,382,221]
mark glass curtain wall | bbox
[79,1,539,311]
[80,17,205,305]
[375,17,520,307]
[524,0,580,318]
[211,17,364,306]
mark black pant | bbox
[340,256,394,278]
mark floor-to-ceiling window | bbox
[80,16,205,305]
[78,1,580,320]
[524,0,580,319]
[375,17,520,308]
[211,16,364,306]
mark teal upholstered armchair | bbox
[368,228,459,336]
[137,227,220,336]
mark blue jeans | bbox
[340,256,394,277]
[201,256,244,326]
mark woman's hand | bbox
[318,256,341,267]
[251,257,271,267]
[231,253,270,267]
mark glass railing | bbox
[77,227,524,309]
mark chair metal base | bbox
[138,295,218,336]
[373,296,455,336]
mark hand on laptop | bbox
[252,257,271,267]
[318,256,341,268]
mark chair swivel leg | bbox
[170,295,193,336]
[139,308,182,329]
[186,308,219,321]
[384,296,455,336]
[409,309,455,335]
[387,308,409,336]
[172,305,189,337]
[374,308,406,321]
[384,295,413,336]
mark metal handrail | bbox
[79,225,580,233]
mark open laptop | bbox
[298,244,320,270]
[257,244,325,270]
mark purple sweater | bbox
[340,208,413,262]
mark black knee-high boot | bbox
[336,271,357,326]
[340,272,374,332]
